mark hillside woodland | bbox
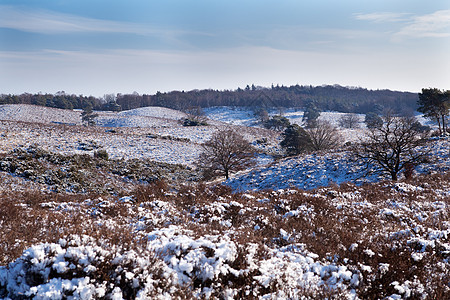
[1,84,419,114]
[0,101,448,299]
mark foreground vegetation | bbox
[0,146,198,194]
[1,171,448,299]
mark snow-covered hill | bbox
[226,137,450,191]
[0,105,278,166]
[0,104,83,125]
[118,106,188,119]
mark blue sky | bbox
[0,0,449,96]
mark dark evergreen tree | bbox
[81,106,98,126]
[263,115,290,131]
[280,124,312,156]
[302,100,320,128]
[418,88,449,135]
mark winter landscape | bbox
[1,1,449,299]
[0,96,448,299]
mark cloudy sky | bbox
[0,0,449,96]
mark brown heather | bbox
[0,171,449,298]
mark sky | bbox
[0,0,449,97]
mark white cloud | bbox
[0,5,205,39]
[356,10,450,39]
[396,10,450,38]
[354,12,411,23]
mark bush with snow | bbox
[0,235,188,300]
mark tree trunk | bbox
[391,172,398,181]
[436,116,442,135]
[225,169,229,180]
[442,115,447,136]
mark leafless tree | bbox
[197,128,256,179]
[354,114,430,181]
[307,120,341,151]
[183,106,208,126]
[339,113,360,129]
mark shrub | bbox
[181,118,208,126]
[94,149,109,160]
[263,115,290,131]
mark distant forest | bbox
[0,85,419,114]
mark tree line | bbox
[0,92,101,111]
[1,84,419,114]
[116,85,419,114]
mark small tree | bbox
[302,100,320,128]
[339,113,360,129]
[354,114,430,181]
[197,129,255,180]
[364,112,383,129]
[81,106,98,126]
[307,121,341,151]
[254,108,269,124]
[280,124,312,156]
[263,115,290,131]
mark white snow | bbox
[0,104,449,299]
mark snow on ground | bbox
[0,105,278,166]
[0,120,202,165]
[0,104,443,180]
[203,107,260,127]
[1,176,448,299]
[96,106,202,129]
[118,106,188,120]
[0,104,83,125]
[0,104,449,299]
[205,107,369,142]
[227,137,450,192]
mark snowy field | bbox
[205,106,372,143]
[205,106,436,144]
[0,104,445,187]
[0,104,448,299]
[226,138,450,192]
[0,105,278,166]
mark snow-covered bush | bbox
[0,235,190,300]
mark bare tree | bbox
[183,106,208,126]
[307,120,341,151]
[354,114,430,181]
[339,113,360,129]
[197,129,256,179]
